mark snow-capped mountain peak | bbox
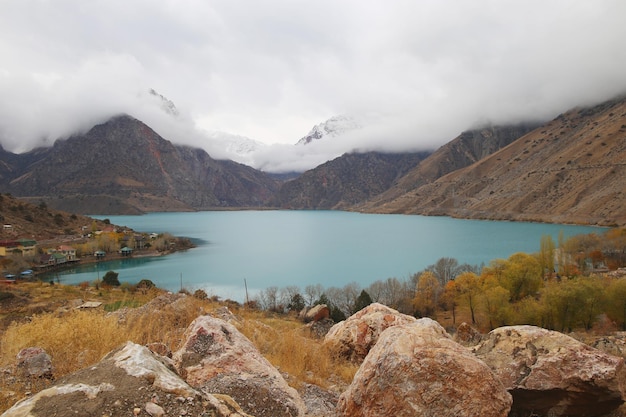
[296,115,361,145]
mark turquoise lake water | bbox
[42,211,604,302]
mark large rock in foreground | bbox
[323,303,416,362]
[338,318,512,417]
[1,342,251,417]
[474,325,626,416]
[173,315,306,417]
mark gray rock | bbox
[474,325,626,416]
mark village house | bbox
[18,239,37,256]
[0,239,38,257]
[0,240,20,257]
[56,245,77,261]
[39,252,67,266]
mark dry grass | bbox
[235,309,358,389]
[0,284,357,414]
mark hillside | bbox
[362,97,626,226]
[0,115,280,214]
[0,193,109,241]
[274,151,430,209]
[356,123,540,209]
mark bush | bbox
[102,271,120,287]
[193,289,208,300]
[136,279,155,290]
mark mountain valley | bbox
[0,97,624,226]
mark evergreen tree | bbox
[354,290,373,313]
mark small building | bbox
[120,247,133,257]
[57,245,77,261]
[18,239,37,256]
[51,252,67,265]
[0,240,20,256]
[94,250,106,259]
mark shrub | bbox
[193,289,208,300]
[102,271,120,287]
[136,279,155,290]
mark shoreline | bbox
[28,237,196,283]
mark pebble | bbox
[145,401,165,417]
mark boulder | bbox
[323,302,416,362]
[588,332,626,359]
[299,304,330,322]
[2,342,251,417]
[306,317,334,339]
[338,318,512,417]
[453,321,483,346]
[173,315,306,417]
[16,347,53,379]
[473,325,626,416]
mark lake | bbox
[43,211,603,302]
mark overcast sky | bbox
[1,0,626,172]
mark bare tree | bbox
[304,283,324,306]
[257,286,280,312]
[427,257,460,286]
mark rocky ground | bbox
[2,297,626,416]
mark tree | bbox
[606,278,626,330]
[440,280,459,324]
[427,257,460,286]
[413,271,441,318]
[539,234,555,278]
[102,271,120,287]
[367,277,411,312]
[304,284,323,306]
[316,292,347,322]
[486,253,542,302]
[454,272,481,325]
[480,281,510,330]
[354,290,373,312]
[287,293,306,312]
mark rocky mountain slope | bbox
[361,96,626,226]
[274,151,430,209]
[0,115,280,214]
[356,122,540,210]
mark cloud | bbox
[1,0,625,171]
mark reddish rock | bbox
[323,303,416,362]
[338,318,512,417]
[173,315,305,417]
[300,304,330,322]
[146,342,172,358]
[474,325,626,416]
[16,347,53,379]
[453,322,483,346]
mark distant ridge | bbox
[359,96,626,226]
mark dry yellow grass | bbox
[0,284,357,414]
[235,309,358,388]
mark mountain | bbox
[357,122,541,209]
[0,115,279,214]
[296,115,361,145]
[274,151,430,209]
[360,96,626,226]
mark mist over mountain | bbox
[0,115,279,214]
[359,96,626,226]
